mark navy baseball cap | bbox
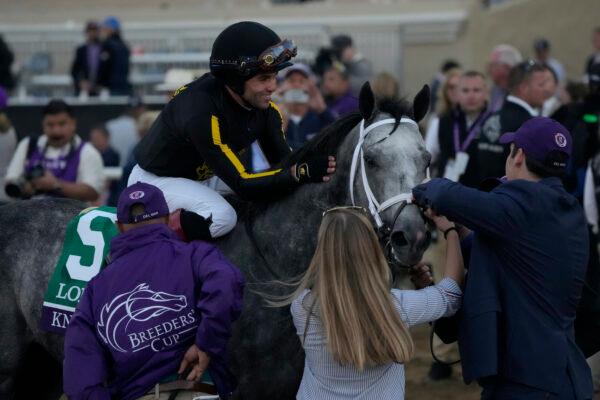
[117,182,169,224]
[499,117,572,169]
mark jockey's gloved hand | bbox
[295,154,331,183]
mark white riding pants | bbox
[128,165,237,238]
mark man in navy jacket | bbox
[64,182,245,400]
[413,117,593,399]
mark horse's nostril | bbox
[390,231,408,248]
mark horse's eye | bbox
[364,155,378,168]
[424,151,432,168]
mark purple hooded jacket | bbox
[63,224,245,400]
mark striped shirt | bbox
[290,277,462,399]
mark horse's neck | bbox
[254,127,357,233]
[231,128,358,278]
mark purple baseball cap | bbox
[499,117,572,169]
[117,182,170,224]
[284,63,312,79]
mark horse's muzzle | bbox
[389,204,431,266]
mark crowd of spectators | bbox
[2,21,600,396]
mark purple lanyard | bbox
[453,110,490,153]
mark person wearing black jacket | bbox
[477,60,554,181]
[70,21,102,96]
[132,22,335,241]
[437,71,489,188]
[97,16,131,96]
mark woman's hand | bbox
[409,262,434,289]
[424,208,454,232]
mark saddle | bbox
[140,380,218,400]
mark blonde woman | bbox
[282,207,464,399]
[425,68,462,173]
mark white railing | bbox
[1,11,467,97]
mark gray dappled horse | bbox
[0,83,432,399]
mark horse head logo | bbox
[97,283,187,353]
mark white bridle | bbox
[349,117,422,229]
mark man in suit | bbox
[477,60,555,181]
[413,117,593,399]
[70,21,102,96]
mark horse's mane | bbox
[279,111,362,168]
[227,98,415,220]
[280,97,414,168]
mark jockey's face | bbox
[243,72,278,109]
[43,112,76,147]
[458,75,487,114]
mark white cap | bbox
[490,44,523,67]
[155,69,196,92]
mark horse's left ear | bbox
[359,81,376,121]
[412,85,430,123]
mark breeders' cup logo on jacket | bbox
[97,283,197,353]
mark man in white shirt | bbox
[0,87,16,202]
[477,61,554,180]
[4,99,104,202]
[106,96,145,166]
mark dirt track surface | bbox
[405,324,479,400]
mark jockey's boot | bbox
[179,210,214,242]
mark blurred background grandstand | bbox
[0,0,597,102]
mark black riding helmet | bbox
[210,21,297,95]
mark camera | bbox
[283,89,309,104]
[5,164,46,199]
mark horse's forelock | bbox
[374,97,414,136]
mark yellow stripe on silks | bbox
[269,101,288,140]
[210,115,282,179]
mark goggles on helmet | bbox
[211,39,297,76]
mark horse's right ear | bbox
[412,84,430,123]
[359,82,376,121]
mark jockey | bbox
[63,182,245,400]
[131,21,336,241]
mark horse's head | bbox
[349,82,432,267]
